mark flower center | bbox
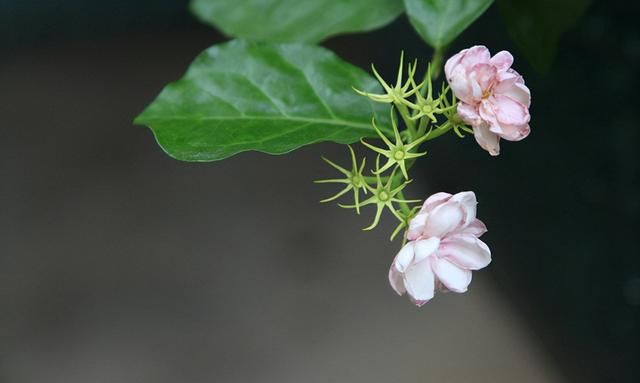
[393,150,405,160]
[378,190,390,202]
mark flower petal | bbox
[450,191,477,228]
[393,242,415,272]
[492,94,530,126]
[404,259,435,304]
[423,192,452,213]
[461,218,487,237]
[495,78,530,107]
[424,201,465,238]
[439,235,491,270]
[444,49,465,80]
[489,51,514,71]
[448,71,474,104]
[473,123,501,156]
[458,46,491,68]
[445,46,490,80]
[414,237,440,263]
[388,266,406,296]
[432,258,472,293]
[497,122,530,142]
[469,63,497,98]
[406,211,428,241]
[457,103,482,126]
[446,46,491,104]
[478,100,499,130]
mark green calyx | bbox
[340,156,419,231]
[360,108,430,180]
[315,145,367,214]
[439,85,474,138]
[353,51,422,104]
[402,63,455,123]
[390,205,422,243]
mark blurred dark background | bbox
[1,1,638,382]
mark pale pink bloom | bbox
[445,46,531,156]
[389,192,491,306]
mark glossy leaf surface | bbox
[190,0,404,43]
[135,40,390,161]
[404,0,494,48]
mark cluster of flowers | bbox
[318,46,531,305]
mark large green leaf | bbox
[135,40,389,161]
[404,0,494,48]
[189,0,404,43]
[497,0,591,73]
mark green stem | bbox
[396,190,411,215]
[423,121,453,141]
[430,47,446,80]
[417,116,430,137]
[394,102,416,138]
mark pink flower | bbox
[445,46,531,156]
[388,192,491,306]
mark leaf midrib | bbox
[137,114,376,131]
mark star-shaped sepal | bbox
[353,51,422,104]
[339,157,420,231]
[315,145,368,214]
[360,109,430,180]
[401,63,455,123]
[438,84,474,138]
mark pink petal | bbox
[445,46,491,104]
[444,50,465,80]
[491,94,530,126]
[461,218,487,237]
[497,122,530,142]
[457,46,491,68]
[448,71,474,104]
[457,103,482,126]
[450,191,477,228]
[404,258,435,304]
[495,78,531,107]
[432,258,472,293]
[406,212,428,241]
[393,242,415,272]
[489,51,514,71]
[388,266,406,296]
[445,46,490,80]
[439,235,491,270]
[478,99,498,129]
[422,192,452,213]
[473,123,501,156]
[468,63,497,99]
[414,237,440,263]
[424,201,465,238]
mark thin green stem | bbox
[430,47,446,81]
[396,190,411,215]
[417,116,430,137]
[394,102,416,138]
[423,121,453,141]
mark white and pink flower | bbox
[389,192,491,306]
[445,46,531,156]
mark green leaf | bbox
[404,0,494,48]
[189,0,404,43]
[135,40,390,162]
[497,0,591,73]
